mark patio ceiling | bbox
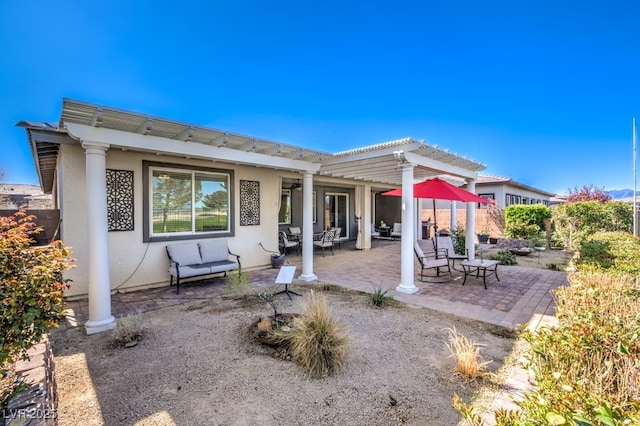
[20,99,487,193]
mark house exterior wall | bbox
[59,144,283,297]
[475,184,551,209]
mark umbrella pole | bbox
[432,199,438,250]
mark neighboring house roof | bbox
[476,174,555,197]
[19,99,487,194]
[0,184,52,209]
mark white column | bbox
[299,171,317,282]
[396,159,418,294]
[363,184,372,250]
[465,178,477,260]
[82,142,116,334]
[450,201,457,231]
[416,198,423,241]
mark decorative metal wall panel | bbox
[240,180,260,226]
[107,169,134,231]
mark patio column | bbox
[299,171,317,282]
[450,201,457,232]
[363,184,372,249]
[82,141,116,335]
[395,155,418,294]
[465,178,477,260]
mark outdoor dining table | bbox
[460,259,500,289]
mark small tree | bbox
[0,211,74,370]
[566,184,612,203]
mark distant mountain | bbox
[608,189,640,199]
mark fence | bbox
[0,209,61,245]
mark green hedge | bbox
[504,204,551,240]
[551,201,633,250]
[577,231,640,276]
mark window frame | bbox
[143,161,235,242]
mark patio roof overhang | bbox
[19,99,487,194]
[320,138,485,188]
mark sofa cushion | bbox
[167,243,202,266]
[171,264,211,278]
[208,260,239,274]
[199,239,229,263]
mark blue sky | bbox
[2,1,638,195]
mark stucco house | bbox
[20,99,487,334]
[475,174,554,208]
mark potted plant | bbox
[477,225,490,244]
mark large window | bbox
[143,161,234,242]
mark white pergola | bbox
[21,99,486,333]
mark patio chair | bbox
[414,241,451,281]
[313,229,336,257]
[330,226,342,249]
[279,231,299,256]
[288,226,302,242]
[435,235,468,271]
[391,222,402,240]
[371,223,380,240]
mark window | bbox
[478,193,494,208]
[143,161,234,242]
[279,189,291,224]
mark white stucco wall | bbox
[476,184,550,209]
[59,145,282,297]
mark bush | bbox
[576,231,640,276]
[110,315,144,347]
[504,205,550,240]
[492,272,640,424]
[489,249,517,265]
[0,211,74,369]
[451,225,467,255]
[552,201,633,250]
[285,291,351,378]
[224,270,252,298]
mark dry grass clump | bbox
[111,314,144,348]
[286,291,351,378]
[223,270,253,299]
[445,327,491,380]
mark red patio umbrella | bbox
[382,177,494,245]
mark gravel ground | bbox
[50,284,516,426]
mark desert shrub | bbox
[111,314,144,347]
[224,270,252,298]
[367,286,392,308]
[492,272,640,424]
[504,205,550,240]
[286,291,351,378]
[576,231,640,276]
[445,327,491,380]
[451,225,467,255]
[552,201,633,250]
[489,249,517,265]
[0,211,74,369]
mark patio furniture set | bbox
[280,226,343,257]
[414,236,500,289]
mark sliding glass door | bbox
[324,192,348,239]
